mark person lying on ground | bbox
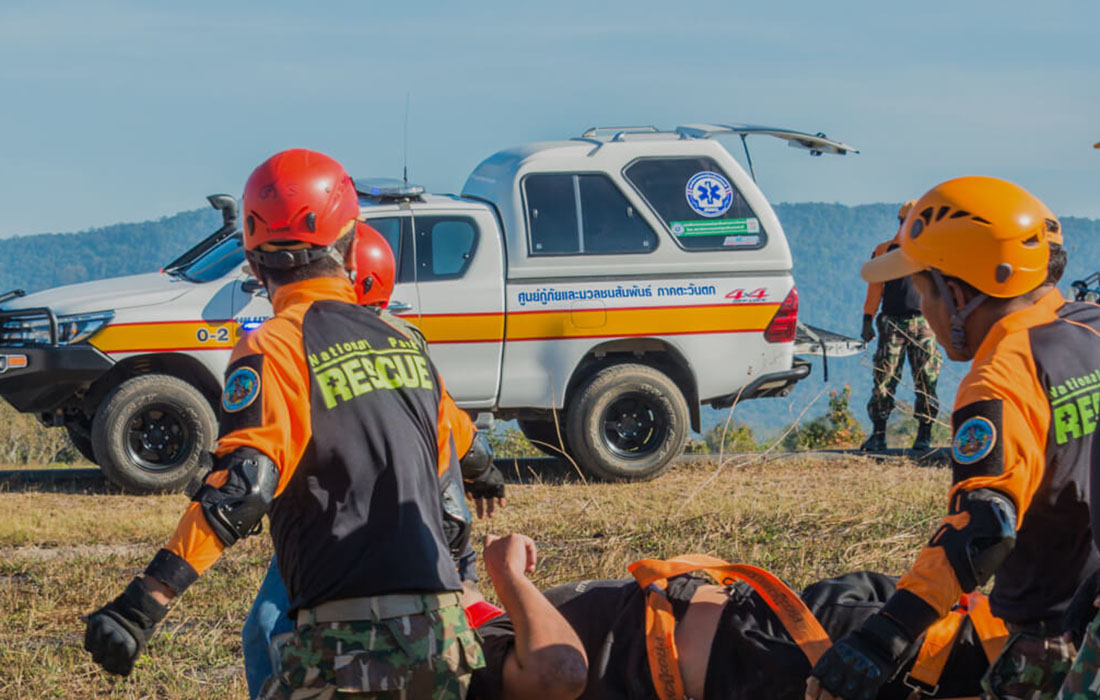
[467,534,1000,700]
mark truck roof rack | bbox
[354,178,426,202]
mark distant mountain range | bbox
[3,202,1098,438]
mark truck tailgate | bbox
[795,323,865,358]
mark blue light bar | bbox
[354,177,425,199]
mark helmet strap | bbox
[247,245,343,271]
[930,268,987,354]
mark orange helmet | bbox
[242,149,359,268]
[897,200,916,221]
[863,176,1061,298]
[352,222,396,306]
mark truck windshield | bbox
[169,234,246,283]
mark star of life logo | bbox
[685,171,733,218]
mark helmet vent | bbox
[971,216,992,225]
[950,210,971,219]
[919,207,935,225]
[910,219,925,239]
[995,263,1013,283]
[1022,235,1040,248]
[305,212,317,232]
[1045,218,1060,234]
[935,206,951,222]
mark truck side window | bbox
[524,173,657,256]
[364,217,415,284]
[412,215,479,281]
[624,157,765,251]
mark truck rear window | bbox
[523,173,657,256]
[624,157,765,251]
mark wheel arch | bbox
[564,338,700,432]
[82,353,222,418]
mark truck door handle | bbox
[388,300,413,313]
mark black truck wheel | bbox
[517,418,570,457]
[91,374,216,493]
[566,364,689,481]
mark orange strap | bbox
[630,554,833,665]
[905,609,965,690]
[642,581,686,700]
[630,554,833,700]
[904,591,1009,698]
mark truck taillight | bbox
[764,287,798,343]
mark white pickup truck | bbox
[0,123,862,492]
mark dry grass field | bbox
[0,455,949,699]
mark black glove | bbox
[810,613,913,700]
[1065,570,1100,647]
[861,314,875,343]
[465,464,505,501]
[84,578,167,676]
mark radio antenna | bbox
[403,92,410,186]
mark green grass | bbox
[0,456,949,698]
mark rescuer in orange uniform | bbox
[84,149,484,697]
[807,177,1100,700]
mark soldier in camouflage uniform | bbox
[983,632,1077,699]
[861,201,944,451]
[1057,617,1100,699]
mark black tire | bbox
[517,418,570,457]
[64,421,97,464]
[565,364,689,481]
[91,374,216,493]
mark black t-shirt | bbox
[469,572,989,700]
[879,243,922,316]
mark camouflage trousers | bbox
[981,630,1077,700]
[1055,616,1100,699]
[258,594,485,700]
[867,314,943,424]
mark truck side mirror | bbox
[242,278,264,295]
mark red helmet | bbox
[352,222,396,306]
[242,149,359,267]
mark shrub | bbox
[783,384,866,450]
[0,401,82,465]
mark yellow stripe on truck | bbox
[89,303,780,354]
[91,321,241,353]
[412,303,780,344]
[414,313,506,345]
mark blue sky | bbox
[0,0,1096,239]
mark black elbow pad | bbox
[460,432,494,482]
[439,467,472,559]
[930,488,1017,592]
[193,447,279,546]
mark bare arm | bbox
[482,534,587,700]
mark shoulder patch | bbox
[219,354,264,437]
[223,366,261,413]
[950,399,1004,482]
[953,416,996,464]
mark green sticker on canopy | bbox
[670,217,760,237]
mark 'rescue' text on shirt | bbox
[309,336,434,409]
[1051,369,1100,445]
